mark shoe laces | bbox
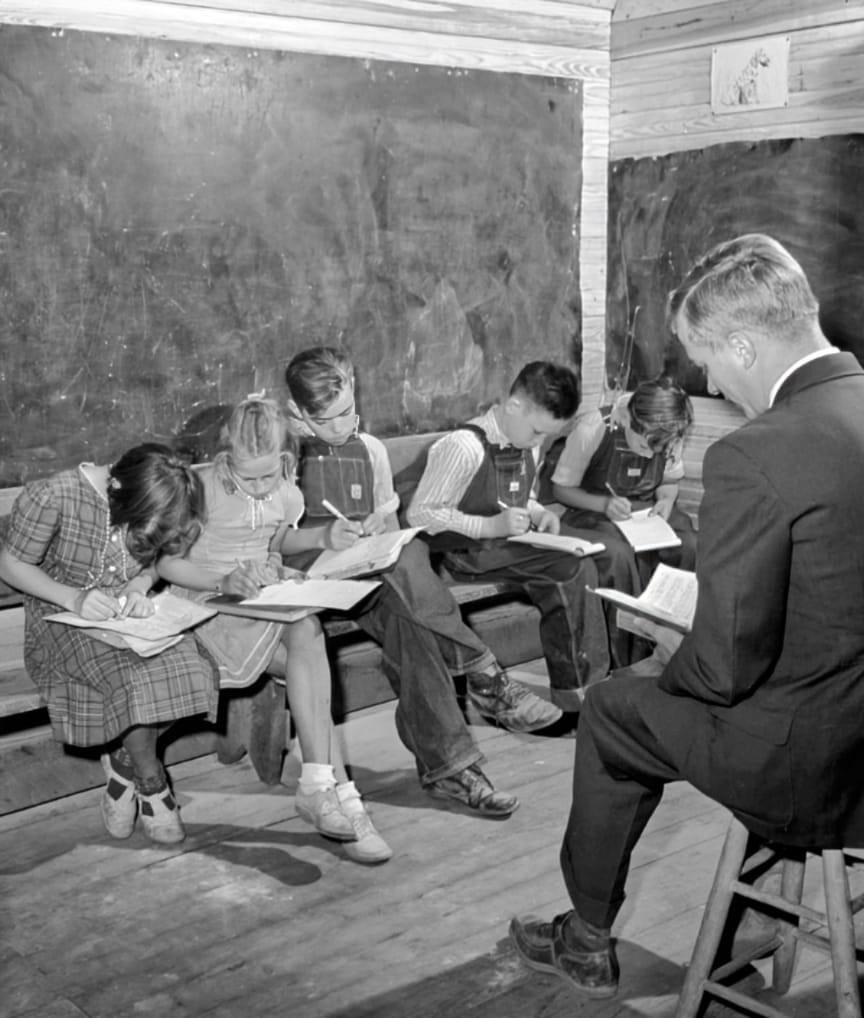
[349,809,377,841]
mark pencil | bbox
[321,499,349,522]
[605,482,618,498]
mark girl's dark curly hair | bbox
[108,443,205,565]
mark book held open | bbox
[304,527,422,580]
[46,591,216,657]
[508,531,605,557]
[208,577,381,622]
[611,508,682,552]
[591,563,697,634]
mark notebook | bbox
[46,591,216,657]
[304,528,422,580]
[612,508,682,552]
[508,531,605,557]
[208,577,381,621]
[591,563,697,635]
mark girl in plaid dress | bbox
[158,397,391,864]
[0,444,217,845]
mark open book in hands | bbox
[591,563,697,635]
[305,527,422,580]
[507,531,604,557]
[612,508,682,552]
[46,591,216,657]
[209,577,381,622]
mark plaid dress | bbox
[4,466,219,747]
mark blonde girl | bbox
[158,397,390,864]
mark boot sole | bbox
[463,700,569,735]
[426,786,519,819]
[510,921,618,999]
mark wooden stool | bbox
[215,674,292,784]
[676,815,863,1018]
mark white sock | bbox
[298,763,336,796]
[336,780,365,816]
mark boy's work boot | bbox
[465,670,570,734]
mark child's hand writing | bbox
[222,560,266,599]
[360,510,387,537]
[119,590,155,618]
[328,518,364,550]
[497,505,532,537]
[73,588,126,621]
[604,495,632,521]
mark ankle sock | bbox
[298,763,336,796]
[107,750,136,781]
[335,780,365,816]
[134,769,168,797]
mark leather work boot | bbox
[426,763,519,818]
[509,910,619,999]
[465,670,568,734]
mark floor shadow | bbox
[322,934,686,1018]
[0,821,332,886]
[700,969,864,1018]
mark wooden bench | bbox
[0,397,746,813]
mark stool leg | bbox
[772,853,805,993]
[822,850,862,1018]
[248,675,287,785]
[676,817,751,1018]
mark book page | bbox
[306,528,422,579]
[612,508,682,552]
[640,564,698,628]
[508,532,605,556]
[239,578,380,611]
[591,564,697,633]
[46,591,216,642]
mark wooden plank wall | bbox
[0,0,614,403]
[610,0,864,159]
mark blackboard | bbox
[0,25,583,486]
[606,136,864,393]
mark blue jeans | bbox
[355,540,496,785]
[441,541,610,712]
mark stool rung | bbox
[703,979,792,1018]
[710,934,784,982]
[731,879,824,924]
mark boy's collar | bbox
[489,404,513,447]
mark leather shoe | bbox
[509,911,619,998]
[465,670,564,734]
[426,764,519,818]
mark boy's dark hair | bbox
[510,361,580,420]
[108,443,205,565]
[285,346,354,416]
[627,376,693,452]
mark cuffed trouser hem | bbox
[418,748,485,788]
[456,650,498,676]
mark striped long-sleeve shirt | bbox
[406,407,543,539]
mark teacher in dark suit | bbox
[509,233,864,999]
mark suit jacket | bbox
[659,351,864,847]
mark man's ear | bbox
[502,395,522,416]
[728,331,756,369]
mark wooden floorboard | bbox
[0,661,858,1018]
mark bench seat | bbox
[0,396,745,813]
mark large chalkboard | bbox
[606,136,864,393]
[0,26,583,486]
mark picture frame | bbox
[710,35,790,115]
